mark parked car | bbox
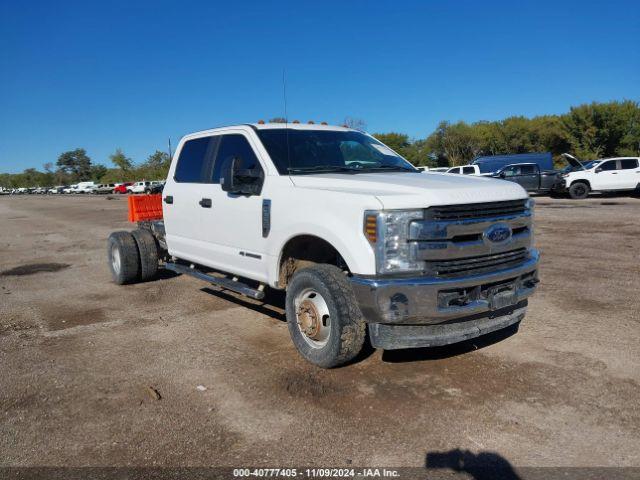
[148,181,165,194]
[75,181,97,193]
[113,182,133,194]
[418,166,448,173]
[445,165,482,175]
[93,183,117,194]
[128,181,163,194]
[491,163,561,193]
[48,186,64,194]
[555,155,640,199]
[471,152,554,175]
[107,122,539,368]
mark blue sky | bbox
[1,0,638,173]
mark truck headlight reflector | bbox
[365,210,424,274]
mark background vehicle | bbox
[63,185,78,194]
[492,163,560,193]
[93,183,117,194]
[75,181,97,194]
[445,165,482,175]
[418,166,448,172]
[107,123,539,369]
[127,181,150,193]
[556,156,640,199]
[113,182,133,194]
[472,152,554,174]
[148,181,164,194]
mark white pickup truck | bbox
[107,123,539,368]
[557,155,640,199]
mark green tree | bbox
[143,150,171,170]
[56,148,92,181]
[90,164,108,181]
[109,148,133,171]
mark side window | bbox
[503,166,519,177]
[620,159,639,169]
[462,167,475,174]
[520,165,536,175]
[599,161,617,171]
[449,167,460,174]
[174,136,219,183]
[211,134,262,183]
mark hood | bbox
[561,153,585,170]
[289,172,527,209]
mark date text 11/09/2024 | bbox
[233,468,400,477]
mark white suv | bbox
[558,157,640,199]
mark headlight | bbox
[364,210,424,274]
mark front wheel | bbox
[569,182,590,199]
[285,264,366,368]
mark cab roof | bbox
[183,123,357,140]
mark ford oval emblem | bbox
[484,223,512,245]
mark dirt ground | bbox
[1,194,639,470]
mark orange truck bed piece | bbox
[128,194,163,222]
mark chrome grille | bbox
[426,199,528,221]
[425,248,528,278]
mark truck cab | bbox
[445,165,481,175]
[108,123,540,368]
[492,163,560,193]
[557,157,640,199]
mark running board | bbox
[164,262,265,300]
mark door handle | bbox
[199,198,212,208]
[164,195,173,204]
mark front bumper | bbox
[350,249,539,325]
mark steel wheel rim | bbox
[294,288,331,348]
[111,244,121,275]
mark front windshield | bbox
[256,129,417,174]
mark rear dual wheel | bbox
[107,229,159,284]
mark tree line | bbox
[0,148,171,189]
[1,100,638,188]
[374,100,639,167]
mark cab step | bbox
[164,262,265,300]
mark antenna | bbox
[168,138,173,161]
[283,68,291,172]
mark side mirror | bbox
[220,156,264,196]
[595,167,602,173]
[499,171,506,178]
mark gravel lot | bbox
[1,194,639,471]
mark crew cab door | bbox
[618,158,640,188]
[518,164,539,190]
[199,132,268,282]
[163,135,219,264]
[592,160,622,190]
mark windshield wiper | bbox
[356,165,418,173]
[287,165,360,174]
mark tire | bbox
[285,264,366,368]
[569,182,590,199]
[107,231,141,284]
[131,229,159,281]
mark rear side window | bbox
[211,134,261,183]
[520,165,536,174]
[462,167,475,174]
[174,136,219,183]
[620,159,639,169]
[599,161,617,171]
